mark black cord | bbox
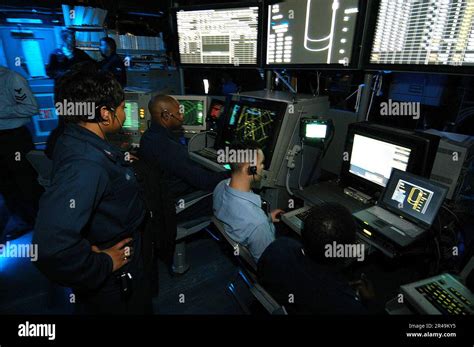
[321,126,335,158]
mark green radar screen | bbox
[180,100,204,125]
[234,106,275,149]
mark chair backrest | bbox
[212,216,287,315]
[212,216,258,272]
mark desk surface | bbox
[295,181,368,213]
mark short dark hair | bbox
[100,37,117,53]
[228,139,260,172]
[301,203,357,265]
[61,28,75,42]
[55,70,124,123]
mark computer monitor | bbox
[174,4,262,67]
[349,133,411,187]
[215,96,287,168]
[172,95,208,133]
[265,0,363,67]
[300,118,331,143]
[381,169,447,228]
[123,101,140,130]
[366,0,474,73]
[341,122,439,197]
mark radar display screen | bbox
[178,99,205,126]
[216,98,287,168]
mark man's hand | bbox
[92,238,133,272]
[270,209,285,222]
[349,274,375,302]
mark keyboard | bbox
[415,282,471,315]
[296,208,312,221]
[196,148,218,161]
[367,206,422,237]
[401,273,474,315]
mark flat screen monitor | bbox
[215,97,287,168]
[300,118,329,142]
[341,122,439,197]
[172,95,208,133]
[265,0,362,67]
[349,134,411,187]
[381,169,447,228]
[366,0,474,73]
[123,101,140,130]
[175,4,261,67]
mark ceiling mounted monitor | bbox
[265,0,363,68]
[365,0,474,74]
[174,3,262,67]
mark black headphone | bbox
[94,104,116,123]
[248,165,258,176]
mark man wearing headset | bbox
[33,70,151,314]
[213,140,284,262]
[140,95,230,222]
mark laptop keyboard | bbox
[368,206,421,237]
[415,282,470,315]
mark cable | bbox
[366,74,382,121]
[298,140,305,190]
[321,125,335,159]
[441,204,461,225]
[316,72,321,96]
[286,171,293,196]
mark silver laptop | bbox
[354,169,448,248]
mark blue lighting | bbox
[0,232,34,273]
[6,18,43,24]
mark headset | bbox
[248,165,258,176]
[94,104,123,140]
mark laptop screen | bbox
[381,169,447,227]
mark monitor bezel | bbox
[262,0,367,70]
[171,95,208,133]
[378,168,448,228]
[361,0,474,76]
[171,2,264,68]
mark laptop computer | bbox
[353,169,448,248]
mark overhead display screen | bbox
[176,6,260,66]
[266,0,360,66]
[370,0,474,67]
